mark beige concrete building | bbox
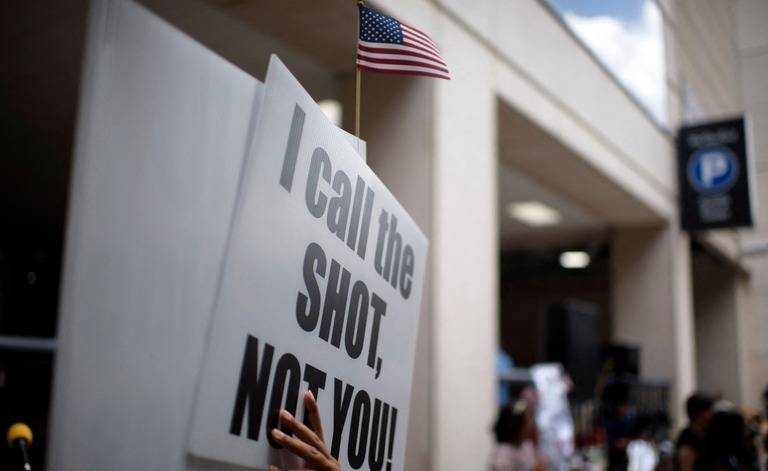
[2,0,766,469]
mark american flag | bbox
[357,5,450,80]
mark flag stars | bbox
[360,8,403,43]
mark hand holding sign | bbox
[270,391,341,471]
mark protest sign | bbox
[188,56,428,471]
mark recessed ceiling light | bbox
[506,201,562,227]
[559,251,591,269]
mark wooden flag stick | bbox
[355,0,363,142]
[355,68,361,139]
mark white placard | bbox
[188,56,428,471]
[48,0,263,469]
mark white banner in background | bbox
[188,56,428,471]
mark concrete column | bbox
[431,18,499,471]
[732,272,753,407]
[737,0,768,410]
[611,226,696,428]
[693,255,753,406]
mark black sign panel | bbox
[677,117,753,231]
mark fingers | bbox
[302,391,326,443]
[277,408,327,454]
[268,464,311,471]
[271,408,339,471]
[268,391,340,471]
[270,425,337,470]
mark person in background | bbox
[763,385,768,471]
[497,350,516,408]
[605,401,637,471]
[702,410,746,471]
[675,393,715,471]
[490,398,551,471]
[736,409,761,471]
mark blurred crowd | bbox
[490,383,768,471]
[671,391,766,471]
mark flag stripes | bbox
[357,6,450,80]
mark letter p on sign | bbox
[687,146,738,194]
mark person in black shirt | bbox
[675,393,715,471]
[702,410,746,471]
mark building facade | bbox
[2,0,766,469]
